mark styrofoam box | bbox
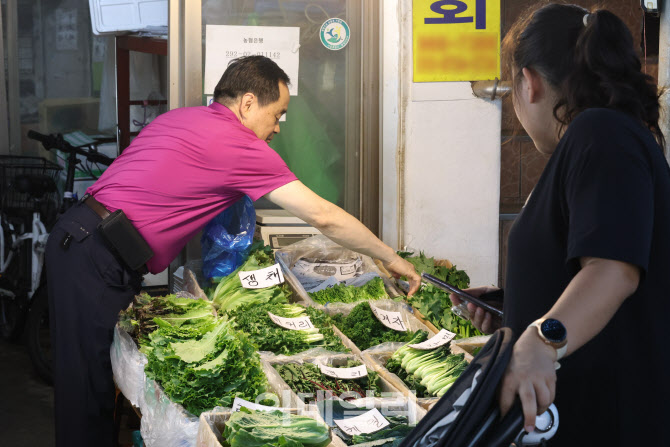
[89,0,168,35]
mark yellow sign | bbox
[413,0,500,82]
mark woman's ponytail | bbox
[503,3,665,148]
[560,9,664,147]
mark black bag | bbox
[400,328,526,447]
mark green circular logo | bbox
[320,18,350,51]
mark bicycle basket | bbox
[0,156,62,212]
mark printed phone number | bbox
[225,51,281,59]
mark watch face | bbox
[541,319,567,343]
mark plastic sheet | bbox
[111,324,148,408]
[275,235,398,308]
[140,376,200,447]
[201,195,255,280]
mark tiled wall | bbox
[498,0,653,286]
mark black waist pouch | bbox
[97,209,154,271]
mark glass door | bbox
[199,0,370,217]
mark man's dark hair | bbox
[214,55,290,106]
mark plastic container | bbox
[89,0,168,35]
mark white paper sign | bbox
[205,25,300,96]
[268,312,315,330]
[232,397,282,412]
[239,264,285,289]
[408,329,457,350]
[319,363,368,379]
[334,408,391,435]
[369,303,407,332]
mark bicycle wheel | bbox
[26,284,52,384]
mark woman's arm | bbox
[499,257,640,433]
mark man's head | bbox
[215,56,290,143]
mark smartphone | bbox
[421,273,504,318]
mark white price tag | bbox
[232,397,281,412]
[319,363,368,379]
[369,303,407,332]
[334,408,390,435]
[408,329,457,350]
[239,264,285,289]
[268,312,315,330]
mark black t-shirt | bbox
[504,108,670,446]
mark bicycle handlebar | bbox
[27,130,115,166]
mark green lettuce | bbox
[144,318,269,416]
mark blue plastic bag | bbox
[201,195,256,280]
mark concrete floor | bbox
[0,337,137,446]
[0,337,55,446]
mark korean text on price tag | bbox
[239,263,285,289]
[268,312,315,330]
[319,363,368,379]
[408,328,457,350]
[369,303,407,331]
[334,408,391,435]
[232,397,282,412]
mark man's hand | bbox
[498,326,557,434]
[450,286,501,334]
[383,256,421,296]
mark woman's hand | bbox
[383,256,421,297]
[450,286,502,334]
[499,327,557,433]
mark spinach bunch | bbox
[398,252,482,339]
[333,303,421,350]
[275,360,382,401]
[222,408,331,447]
[227,303,349,355]
[308,276,388,305]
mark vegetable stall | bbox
[111,236,487,447]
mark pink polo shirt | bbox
[87,102,297,273]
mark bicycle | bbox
[0,131,115,384]
[0,156,61,342]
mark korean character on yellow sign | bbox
[413,0,501,82]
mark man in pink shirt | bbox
[45,56,420,447]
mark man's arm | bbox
[264,180,421,295]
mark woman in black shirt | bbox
[451,4,670,445]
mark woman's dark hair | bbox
[214,55,290,106]
[502,3,665,147]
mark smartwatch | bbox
[528,318,568,362]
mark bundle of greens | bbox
[308,276,388,305]
[144,317,269,416]
[332,303,423,350]
[118,292,216,346]
[399,252,482,339]
[275,360,382,401]
[210,242,290,312]
[385,332,468,398]
[227,303,348,355]
[222,407,331,447]
[343,415,414,446]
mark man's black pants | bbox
[46,201,141,447]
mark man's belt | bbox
[82,194,149,275]
[84,195,111,220]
